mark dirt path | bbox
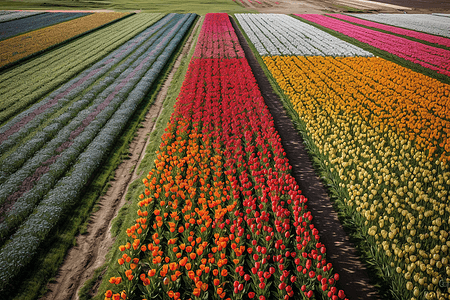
[40,17,201,300]
[231,16,381,300]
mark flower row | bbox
[0,12,129,68]
[0,13,172,204]
[348,13,450,38]
[295,14,450,76]
[264,56,450,163]
[193,13,244,58]
[263,55,450,300]
[0,13,164,125]
[0,12,90,41]
[328,14,450,47]
[0,13,197,292]
[106,56,345,300]
[105,13,345,300]
[236,13,373,57]
[0,11,44,23]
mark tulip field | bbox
[103,12,347,300]
[0,8,449,300]
[0,11,91,41]
[237,12,450,300]
[0,12,130,68]
[0,12,196,294]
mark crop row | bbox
[193,12,244,58]
[0,13,164,126]
[0,13,183,238]
[0,13,196,292]
[0,12,90,41]
[348,13,450,38]
[0,11,43,23]
[236,13,373,57]
[328,14,450,48]
[0,12,129,68]
[295,14,450,76]
[105,13,345,300]
[262,55,450,300]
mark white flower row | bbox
[348,13,450,38]
[432,13,450,18]
[0,11,43,23]
[236,13,373,57]
[0,13,196,291]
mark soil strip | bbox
[40,17,201,300]
[231,16,381,300]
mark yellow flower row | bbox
[264,56,450,163]
[263,55,450,300]
[0,12,129,68]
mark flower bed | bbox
[328,14,450,47]
[0,13,164,125]
[0,12,90,41]
[0,12,130,68]
[0,11,44,23]
[262,54,450,300]
[193,12,244,58]
[295,14,450,76]
[348,13,450,38]
[104,13,345,300]
[235,13,372,56]
[0,13,196,292]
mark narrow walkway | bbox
[230,16,381,300]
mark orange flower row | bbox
[0,12,129,68]
[263,56,450,162]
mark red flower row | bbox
[104,13,347,300]
[193,13,244,59]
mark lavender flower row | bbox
[0,11,44,23]
[0,12,90,41]
[0,14,187,234]
[0,13,164,126]
[0,13,196,292]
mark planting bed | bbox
[0,5,449,300]
[0,12,196,295]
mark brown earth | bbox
[40,17,201,300]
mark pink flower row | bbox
[328,14,450,48]
[295,14,450,76]
[193,13,244,59]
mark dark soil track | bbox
[231,16,382,300]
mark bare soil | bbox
[40,17,201,300]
